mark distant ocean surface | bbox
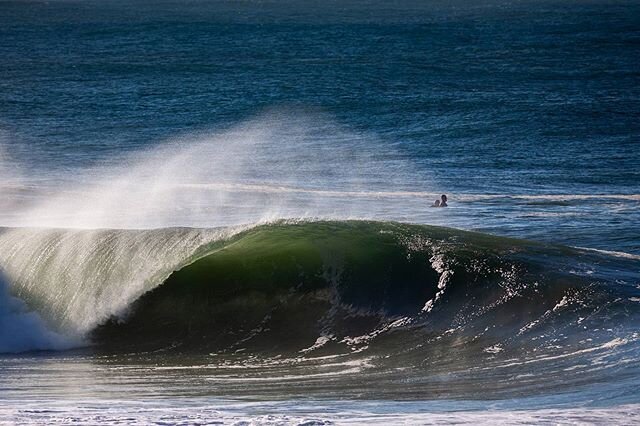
[0,0,639,424]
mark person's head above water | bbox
[432,199,440,207]
[440,194,448,206]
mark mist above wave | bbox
[0,112,427,353]
[0,112,426,229]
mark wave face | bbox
[82,222,639,368]
[0,226,235,346]
[1,220,640,399]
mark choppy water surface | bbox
[0,0,639,424]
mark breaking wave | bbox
[1,220,638,365]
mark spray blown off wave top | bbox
[0,115,638,421]
[2,0,640,422]
[0,220,638,404]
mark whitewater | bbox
[1,0,640,423]
[0,115,638,424]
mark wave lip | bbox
[0,226,238,347]
[89,221,640,365]
[1,219,639,366]
[1,219,639,401]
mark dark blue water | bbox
[1,0,639,254]
[2,0,639,186]
[1,1,640,423]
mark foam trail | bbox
[0,272,75,353]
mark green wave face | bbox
[92,220,624,356]
[94,221,436,353]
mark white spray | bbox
[0,112,431,352]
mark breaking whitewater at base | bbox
[0,221,638,404]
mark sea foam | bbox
[0,273,76,353]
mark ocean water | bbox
[0,0,639,424]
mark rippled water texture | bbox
[0,0,638,424]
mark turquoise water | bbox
[0,0,639,423]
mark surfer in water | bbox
[432,194,448,207]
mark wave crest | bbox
[91,221,640,359]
